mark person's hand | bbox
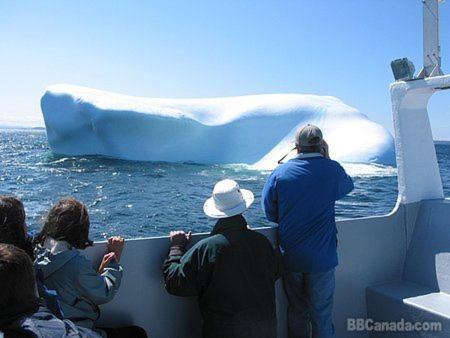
[106,236,125,262]
[169,230,192,248]
[321,139,330,159]
[98,252,117,273]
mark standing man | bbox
[163,179,281,338]
[262,124,354,338]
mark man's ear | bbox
[295,145,301,154]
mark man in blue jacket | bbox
[262,124,354,338]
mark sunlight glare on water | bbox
[1,129,449,241]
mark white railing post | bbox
[391,77,446,204]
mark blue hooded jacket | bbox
[34,245,123,328]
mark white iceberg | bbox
[41,84,395,168]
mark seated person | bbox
[0,243,102,337]
[163,179,282,338]
[0,196,34,258]
[34,197,147,338]
[0,195,63,318]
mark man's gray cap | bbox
[295,124,323,147]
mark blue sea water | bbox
[1,129,449,240]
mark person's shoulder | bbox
[247,228,275,247]
[184,234,229,261]
[67,250,95,272]
[71,250,90,261]
[273,159,298,176]
[320,158,343,170]
[328,158,342,166]
[282,158,300,167]
[191,234,229,251]
[269,163,283,176]
[35,246,81,270]
[330,159,348,172]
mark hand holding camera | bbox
[321,140,330,159]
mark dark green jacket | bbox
[163,215,282,338]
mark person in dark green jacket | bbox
[163,179,282,338]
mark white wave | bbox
[341,163,397,177]
[228,162,396,178]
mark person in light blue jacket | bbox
[34,240,123,328]
[34,198,146,338]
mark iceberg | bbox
[41,85,395,168]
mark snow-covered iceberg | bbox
[41,85,395,168]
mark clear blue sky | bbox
[1,0,449,138]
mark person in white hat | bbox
[163,179,281,338]
[262,124,354,338]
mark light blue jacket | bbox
[34,245,123,328]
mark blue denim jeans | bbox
[283,269,335,338]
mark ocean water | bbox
[1,129,449,240]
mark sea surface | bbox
[1,129,449,240]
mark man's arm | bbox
[163,231,211,297]
[336,163,354,200]
[262,172,279,223]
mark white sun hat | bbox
[203,179,254,219]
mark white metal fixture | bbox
[418,0,444,78]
